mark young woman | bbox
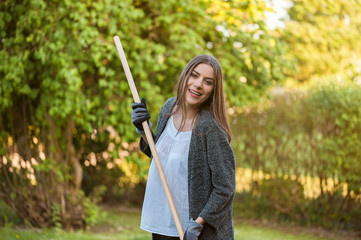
[131,55,235,240]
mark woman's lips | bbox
[189,89,201,97]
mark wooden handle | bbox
[113,36,184,239]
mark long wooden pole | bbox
[113,36,184,239]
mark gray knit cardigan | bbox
[139,97,236,240]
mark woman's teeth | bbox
[189,90,201,96]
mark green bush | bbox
[82,197,100,227]
[232,82,361,230]
[0,200,21,226]
[304,83,361,193]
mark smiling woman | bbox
[131,55,236,240]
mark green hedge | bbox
[232,82,361,230]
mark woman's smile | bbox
[188,89,201,97]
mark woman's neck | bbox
[184,106,199,120]
[173,105,200,132]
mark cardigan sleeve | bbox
[139,130,156,158]
[199,127,236,229]
[138,98,171,158]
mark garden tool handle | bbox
[113,36,184,239]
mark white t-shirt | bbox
[140,115,192,236]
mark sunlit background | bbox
[1,0,361,239]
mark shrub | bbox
[0,200,21,226]
[232,82,361,230]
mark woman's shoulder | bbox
[196,111,231,146]
[196,110,225,135]
[163,97,176,108]
[159,97,176,115]
[199,109,218,125]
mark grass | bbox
[0,205,358,240]
[235,225,334,240]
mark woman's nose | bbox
[194,78,202,88]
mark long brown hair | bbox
[172,55,232,142]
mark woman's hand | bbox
[183,218,204,240]
[131,97,151,135]
[195,217,205,225]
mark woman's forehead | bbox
[193,63,215,79]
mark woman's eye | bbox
[191,73,197,78]
[205,80,213,85]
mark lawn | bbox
[0,205,357,240]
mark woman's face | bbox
[185,63,215,110]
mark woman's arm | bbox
[198,128,236,229]
[141,134,148,145]
[139,131,156,158]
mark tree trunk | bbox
[65,118,83,193]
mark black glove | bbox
[131,97,151,134]
[183,218,203,240]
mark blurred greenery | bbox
[232,81,361,230]
[280,0,361,82]
[0,200,21,226]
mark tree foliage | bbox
[0,0,290,228]
[281,0,361,82]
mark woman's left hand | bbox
[183,218,203,240]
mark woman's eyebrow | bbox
[193,70,214,81]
